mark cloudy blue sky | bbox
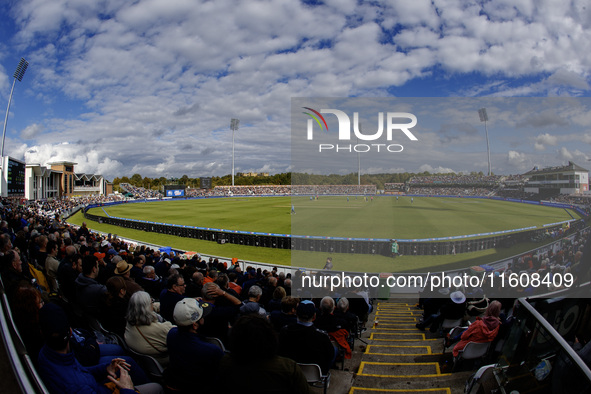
[1,0,590,181]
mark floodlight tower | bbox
[230,118,239,186]
[478,108,491,176]
[357,128,361,186]
[2,58,29,157]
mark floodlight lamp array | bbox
[13,58,28,82]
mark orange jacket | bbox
[329,329,352,359]
[453,316,500,357]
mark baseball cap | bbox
[296,299,316,320]
[173,299,213,326]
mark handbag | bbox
[135,325,168,355]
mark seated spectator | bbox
[154,257,171,279]
[334,297,359,332]
[57,253,83,302]
[449,300,502,357]
[137,265,163,300]
[199,282,241,345]
[1,249,30,295]
[416,291,466,333]
[270,296,298,332]
[267,286,286,312]
[239,285,267,317]
[314,296,347,333]
[130,256,145,282]
[10,284,45,358]
[342,289,370,327]
[167,299,224,393]
[241,269,259,297]
[203,268,218,284]
[227,272,242,296]
[213,273,238,298]
[37,303,162,394]
[75,255,107,316]
[279,300,336,374]
[125,291,174,367]
[184,271,204,298]
[159,273,188,323]
[217,315,310,393]
[99,276,128,337]
[260,276,278,307]
[314,296,351,360]
[45,240,60,293]
[114,260,143,299]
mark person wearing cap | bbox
[114,260,143,299]
[37,303,163,394]
[279,300,336,374]
[416,290,466,333]
[166,298,224,392]
[154,256,172,278]
[241,268,259,297]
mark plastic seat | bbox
[298,363,331,394]
[441,318,463,330]
[453,341,491,371]
[205,336,227,353]
[126,346,165,383]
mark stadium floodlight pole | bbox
[478,108,491,176]
[2,57,29,158]
[230,118,239,186]
[357,134,361,186]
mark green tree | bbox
[130,173,143,186]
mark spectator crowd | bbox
[0,197,373,393]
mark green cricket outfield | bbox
[74,196,582,273]
[88,196,577,240]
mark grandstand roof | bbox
[523,161,588,176]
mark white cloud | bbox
[534,133,558,150]
[557,146,573,161]
[507,150,527,166]
[2,0,591,180]
[418,164,455,174]
[20,123,43,139]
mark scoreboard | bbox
[200,177,212,189]
[4,157,26,197]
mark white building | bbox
[23,161,111,200]
[25,164,61,200]
[523,161,589,196]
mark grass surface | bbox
[88,196,577,239]
[75,196,578,273]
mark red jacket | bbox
[453,316,500,357]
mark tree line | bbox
[111,171,478,191]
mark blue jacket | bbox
[37,345,136,394]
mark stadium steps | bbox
[348,299,473,394]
